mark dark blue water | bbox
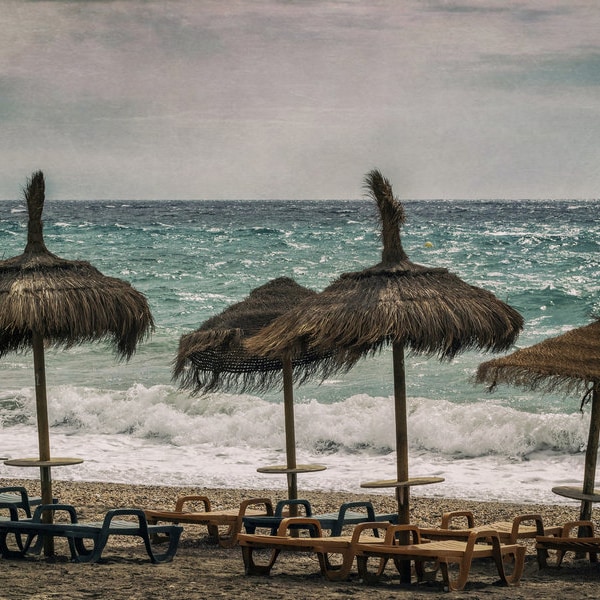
[0,199,598,502]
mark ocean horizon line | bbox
[2,197,599,203]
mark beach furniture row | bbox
[2,486,600,591]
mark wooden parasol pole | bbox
[580,384,600,522]
[393,341,409,522]
[32,330,54,555]
[392,341,412,583]
[282,356,298,508]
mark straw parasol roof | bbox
[173,276,339,501]
[476,319,600,396]
[476,318,600,519]
[0,172,153,359]
[173,277,334,395]
[246,171,523,365]
[246,169,524,525]
[0,171,153,551]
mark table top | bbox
[361,476,445,489]
[552,485,600,503]
[4,457,84,468]
[257,464,327,475]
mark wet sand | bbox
[0,477,598,599]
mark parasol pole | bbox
[580,384,600,522]
[392,341,409,522]
[26,173,54,551]
[282,356,298,508]
[32,329,55,555]
[392,341,412,584]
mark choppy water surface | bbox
[0,199,598,503]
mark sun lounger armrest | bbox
[337,501,376,522]
[440,510,475,529]
[556,520,596,538]
[386,524,421,545]
[31,503,79,523]
[0,487,36,518]
[467,528,502,550]
[174,495,211,512]
[274,499,311,517]
[350,521,394,542]
[101,508,152,532]
[0,487,30,504]
[510,513,545,537]
[276,517,322,537]
[239,498,274,516]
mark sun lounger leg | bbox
[501,546,525,586]
[316,548,359,581]
[0,531,28,558]
[242,546,281,576]
[357,555,393,584]
[67,533,105,563]
[207,524,220,542]
[397,556,432,582]
[141,528,182,563]
[146,515,166,544]
[439,557,472,592]
[207,522,239,549]
[490,538,508,584]
[438,538,482,593]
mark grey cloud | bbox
[425,0,570,21]
[475,51,600,89]
[2,0,600,199]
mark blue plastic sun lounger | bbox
[243,500,397,536]
[0,504,182,563]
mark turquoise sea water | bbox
[0,199,599,503]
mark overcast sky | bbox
[1,0,600,200]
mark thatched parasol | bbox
[0,172,154,550]
[476,318,600,520]
[173,277,339,501]
[246,169,524,525]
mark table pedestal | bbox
[361,476,445,584]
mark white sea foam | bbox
[0,384,591,504]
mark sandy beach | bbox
[0,477,598,600]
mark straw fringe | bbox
[476,319,600,396]
[173,277,344,395]
[0,171,154,360]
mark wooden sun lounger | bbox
[419,510,562,543]
[144,496,273,548]
[0,504,182,563]
[242,499,397,536]
[355,524,526,592]
[237,517,392,581]
[536,520,598,568]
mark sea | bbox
[0,198,599,505]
